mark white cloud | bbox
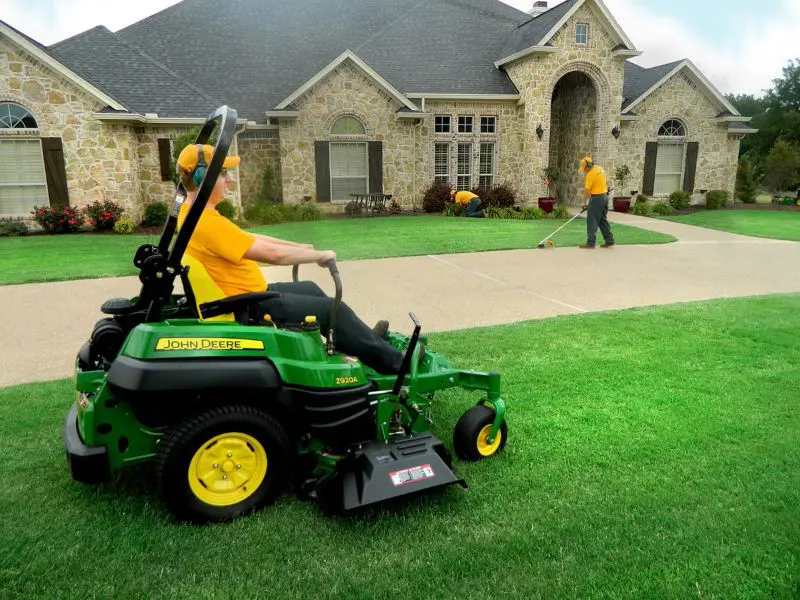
[502,0,800,96]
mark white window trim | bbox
[457,142,472,190]
[480,116,497,135]
[478,142,496,189]
[329,142,369,204]
[458,116,474,134]
[434,115,451,134]
[434,142,450,184]
[653,140,687,198]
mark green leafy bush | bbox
[216,200,236,219]
[735,157,757,204]
[258,163,281,204]
[423,181,452,213]
[518,207,546,220]
[31,205,85,234]
[296,203,322,221]
[704,189,730,210]
[633,202,653,216]
[344,200,364,218]
[113,217,135,234]
[668,191,692,210]
[85,199,124,230]
[486,207,516,219]
[244,201,322,225]
[143,202,169,227]
[652,202,675,216]
[636,194,650,204]
[443,202,466,217]
[552,206,570,219]
[0,219,28,236]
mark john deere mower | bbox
[64,106,508,524]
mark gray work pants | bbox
[586,194,614,246]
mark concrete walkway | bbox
[1,213,798,388]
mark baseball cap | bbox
[578,156,593,172]
[176,143,241,175]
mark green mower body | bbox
[63,106,508,523]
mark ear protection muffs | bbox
[192,144,207,188]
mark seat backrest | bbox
[181,254,235,322]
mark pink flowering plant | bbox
[31,205,86,234]
[540,166,560,197]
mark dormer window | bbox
[576,23,589,45]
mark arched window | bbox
[329,116,367,201]
[0,102,48,216]
[0,102,39,129]
[654,118,687,195]
[330,115,366,136]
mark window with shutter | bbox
[330,142,368,201]
[0,139,49,216]
[654,119,687,196]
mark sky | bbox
[1,0,798,97]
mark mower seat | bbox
[181,255,278,324]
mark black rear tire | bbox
[453,405,508,462]
[154,405,292,524]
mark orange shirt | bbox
[178,202,266,296]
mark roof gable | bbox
[275,51,418,112]
[0,19,127,111]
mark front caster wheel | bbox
[453,405,507,462]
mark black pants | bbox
[586,194,615,246]
[257,281,404,375]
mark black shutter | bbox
[368,141,383,193]
[158,138,172,181]
[41,137,69,209]
[683,142,699,193]
[315,142,330,202]
[642,142,658,196]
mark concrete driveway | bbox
[1,212,798,388]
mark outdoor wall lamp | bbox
[536,123,544,139]
[612,125,621,139]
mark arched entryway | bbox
[548,71,598,204]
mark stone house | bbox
[0,0,756,221]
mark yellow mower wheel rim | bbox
[188,432,267,507]
[476,424,503,457]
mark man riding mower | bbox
[63,106,508,524]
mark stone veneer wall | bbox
[0,38,140,217]
[619,69,740,202]
[277,61,415,206]
[238,131,281,206]
[504,1,626,204]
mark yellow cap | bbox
[262,314,273,322]
[578,156,594,173]
[304,315,317,324]
[176,144,241,176]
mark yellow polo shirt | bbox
[453,191,479,206]
[584,166,608,195]
[178,203,266,296]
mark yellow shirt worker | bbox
[578,156,615,249]
[449,190,486,218]
[174,143,404,374]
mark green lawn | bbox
[662,210,800,241]
[2,295,799,599]
[0,216,674,286]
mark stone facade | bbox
[0,37,140,218]
[619,70,739,202]
[238,131,281,206]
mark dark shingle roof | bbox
[51,25,222,117]
[500,0,580,60]
[622,59,683,109]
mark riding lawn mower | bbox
[63,106,508,524]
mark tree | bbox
[766,58,800,112]
[258,163,281,204]
[735,156,757,203]
[763,140,800,192]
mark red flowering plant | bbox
[85,199,124,230]
[31,205,86,234]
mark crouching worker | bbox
[175,143,404,375]
[450,190,486,218]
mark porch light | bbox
[536,123,544,139]
[612,125,620,139]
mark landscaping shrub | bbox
[668,191,692,210]
[736,157,757,204]
[443,202,465,217]
[423,181,452,213]
[296,202,322,221]
[143,202,169,227]
[216,200,236,219]
[258,163,281,204]
[388,199,402,213]
[552,206,570,219]
[244,200,322,225]
[31,205,85,234]
[486,207,515,219]
[636,194,650,204]
[704,189,730,210]
[344,200,364,218]
[652,202,675,216]
[85,199,124,230]
[0,219,28,237]
[484,181,517,208]
[519,207,547,220]
[632,202,653,216]
[113,217,135,234]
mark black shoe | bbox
[372,320,389,339]
[600,242,615,248]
